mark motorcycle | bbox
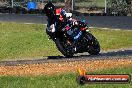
[45,13,100,58]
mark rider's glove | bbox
[60,9,66,16]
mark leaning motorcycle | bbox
[45,13,100,58]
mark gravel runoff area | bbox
[0,56,132,76]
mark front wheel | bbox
[54,38,74,58]
[86,33,100,55]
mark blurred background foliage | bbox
[0,0,132,16]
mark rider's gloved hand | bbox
[60,9,66,16]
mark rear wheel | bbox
[55,38,74,58]
[86,33,100,55]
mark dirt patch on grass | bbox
[0,57,132,76]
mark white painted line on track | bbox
[24,23,35,25]
[89,26,131,31]
[22,23,131,31]
[23,23,47,25]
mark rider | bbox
[44,2,76,31]
[44,2,85,42]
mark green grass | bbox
[53,0,105,7]
[0,66,132,88]
[76,0,105,7]
[91,29,132,51]
[0,22,61,60]
[0,22,132,60]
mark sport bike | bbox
[46,13,100,58]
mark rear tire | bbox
[55,38,74,58]
[86,33,100,55]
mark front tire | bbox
[86,33,100,55]
[55,38,74,58]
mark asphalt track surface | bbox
[0,14,132,65]
[0,14,132,30]
[0,48,132,66]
